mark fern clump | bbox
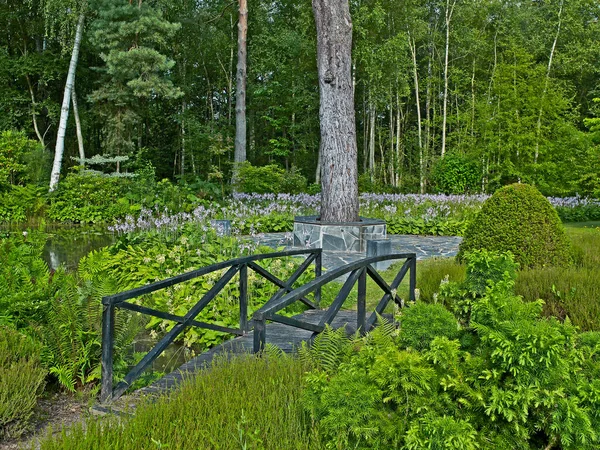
[0,327,46,439]
[457,183,573,268]
[399,302,459,350]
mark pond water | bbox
[2,223,116,269]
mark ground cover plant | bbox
[414,224,600,332]
[0,327,47,440]
[37,354,321,450]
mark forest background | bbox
[1,0,600,199]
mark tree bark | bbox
[49,13,85,192]
[232,0,248,185]
[441,0,456,159]
[313,0,359,222]
[535,0,563,165]
[71,82,85,163]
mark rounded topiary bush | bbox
[457,183,573,268]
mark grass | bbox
[37,354,320,450]
[391,224,600,331]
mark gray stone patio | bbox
[249,232,462,272]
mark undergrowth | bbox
[37,355,320,450]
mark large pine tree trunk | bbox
[232,0,248,185]
[313,0,359,223]
[49,13,84,192]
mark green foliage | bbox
[0,130,43,190]
[88,0,182,157]
[0,231,58,327]
[48,172,132,223]
[0,326,46,439]
[457,183,574,268]
[431,153,481,195]
[400,302,459,351]
[80,228,313,350]
[0,185,46,223]
[234,162,307,194]
[386,217,469,236]
[38,355,320,450]
[302,250,600,449]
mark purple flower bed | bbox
[109,193,599,237]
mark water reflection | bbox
[41,226,115,269]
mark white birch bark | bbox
[535,0,563,165]
[441,0,456,158]
[71,82,84,163]
[49,13,85,192]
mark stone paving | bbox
[249,232,463,272]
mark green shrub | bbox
[431,152,481,194]
[301,255,600,449]
[0,327,46,439]
[0,185,47,223]
[47,172,132,223]
[0,130,44,190]
[234,162,307,194]
[457,183,573,268]
[400,302,460,350]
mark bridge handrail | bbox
[101,248,322,402]
[252,252,416,353]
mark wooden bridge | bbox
[100,248,416,404]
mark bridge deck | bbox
[139,309,358,396]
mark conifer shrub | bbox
[457,183,573,268]
[0,327,46,439]
[400,302,459,350]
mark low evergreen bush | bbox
[301,251,600,449]
[400,302,459,350]
[0,327,46,439]
[457,183,573,268]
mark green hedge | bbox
[458,183,573,268]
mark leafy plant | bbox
[0,326,46,439]
[302,250,600,449]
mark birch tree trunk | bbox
[441,0,456,159]
[408,33,425,193]
[49,13,84,191]
[232,0,248,185]
[535,0,563,165]
[71,82,85,163]
[313,0,359,222]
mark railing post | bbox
[357,267,366,335]
[100,300,115,403]
[314,250,322,306]
[253,311,266,353]
[239,264,248,333]
[409,256,417,302]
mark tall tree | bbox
[49,12,84,191]
[88,0,182,164]
[313,0,358,222]
[232,0,248,184]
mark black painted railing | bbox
[100,249,322,402]
[252,253,416,352]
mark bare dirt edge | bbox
[0,393,88,450]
